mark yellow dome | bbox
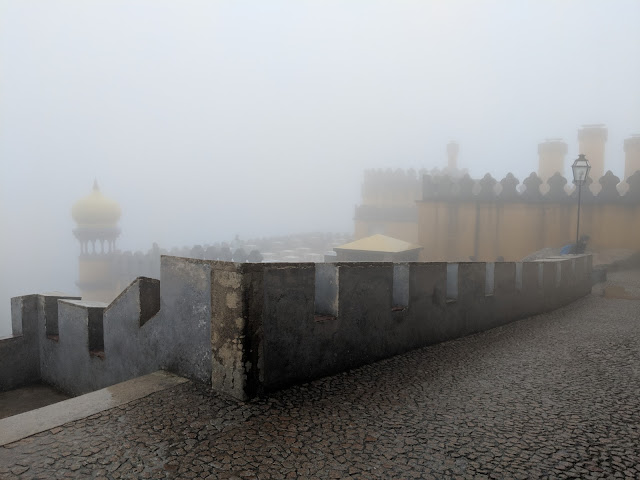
[71,180,121,228]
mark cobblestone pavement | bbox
[1,275,640,479]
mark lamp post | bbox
[571,154,591,251]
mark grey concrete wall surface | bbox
[38,285,161,396]
[1,294,80,392]
[102,277,163,387]
[1,254,592,401]
[40,300,109,395]
[0,296,39,391]
[157,257,212,384]
[2,259,211,396]
[209,255,593,400]
[261,264,317,390]
[36,263,210,397]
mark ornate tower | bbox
[71,180,122,302]
[537,139,568,183]
[624,134,640,181]
[578,124,608,181]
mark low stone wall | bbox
[211,255,592,400]
[0,294,79,392]
[0,255,591,400]
[0,257,211,395]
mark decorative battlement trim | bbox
[363,166,469,181]
[422,171,640,204]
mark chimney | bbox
[624,135,640,181]
[577,124,608,181]
[537,138,568,183]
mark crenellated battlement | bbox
[361,167,469,207]
[1,255,592,400]
[422,171,640,203]
[209,255,591,399]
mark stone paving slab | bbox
[0,278,639,479]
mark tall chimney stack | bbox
[537,138,568,182]
[624,135,640,181]
[577,124,608,181]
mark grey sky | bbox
[1,0,639,335]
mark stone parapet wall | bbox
[1,255,592,401]
[214,255,591,400]
[0,262,209,395]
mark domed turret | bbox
[72,180,121,255]
[72,180,121,228]
[72,180,123,302]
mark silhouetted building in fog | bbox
[354,141,467,244]
[354,127,640,261]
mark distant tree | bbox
[247,249,264,263]
[190,245,205,260]
[233,248,248,263]
[204,246,220,260]
[219,246,233,261]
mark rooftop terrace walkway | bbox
[1,270,639,479]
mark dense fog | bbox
[1,0,639,336]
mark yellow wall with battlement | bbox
[418,200,640,262]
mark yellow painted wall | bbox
[418,200,640,261]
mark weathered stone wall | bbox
[210,255,592,400]
[158,257,212,384]
[1,255,592,401]
[0,296,40,391]
[0,294,81,392]
[0,262,210,395]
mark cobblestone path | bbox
[1,272,640,479]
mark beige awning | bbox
[334,234,423,254]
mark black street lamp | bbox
[571,154,591,251]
